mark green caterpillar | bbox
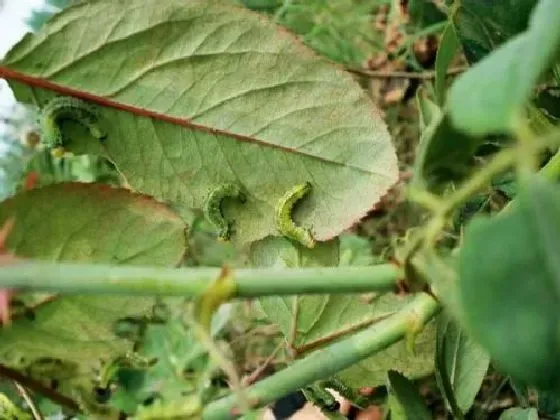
[275,182,316,248]
[97,352,154,389]
[203,183,246,241]
[40,96,106,150]
[303,384,340,413]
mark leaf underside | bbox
[252,237,435,388]
[2,0,398,246]
[0,183,186,374]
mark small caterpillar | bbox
[40,96,106,149]
[203,183,246,241]
[274,182,316,248]
[97,352,154,389]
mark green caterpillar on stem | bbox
[40,96,106,154]
[203,183,246,241]
[275,182,316,248]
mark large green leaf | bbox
[451,0,538,63]
[499,407,539,420]
[1,0,398,246]
[449,0,560,136]
[459,177,560,389]
[252,237,435,388]
[435,313,489,416]
[386,370,431,420]
[0,183,186,374]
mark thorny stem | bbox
[437,148,518,217]
[0,263,426,419]
[405,147,518,257]
[408,129,560,255]
[288,296,300,352]
[202,293,439,419]
[193,267,236,331]
[0,262,401,297]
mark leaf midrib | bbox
[0,66,391,178]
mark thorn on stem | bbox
[405,314,423,355]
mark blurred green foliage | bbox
[242,0,389,65]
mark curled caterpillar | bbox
[203,183,246,241]
[275,182,316,248]
[97,352,154,389]
[40,96,106,149]
[304,383,340,412]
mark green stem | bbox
[0,262,400,297]
[201,293,439,419]
[440,148,517,214]
[396,21,448,58]
[412,147,518,248]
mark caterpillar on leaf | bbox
[275,182,316,248]
[97,352,154,390]
[203,183,246,241]
[40,96,106,152]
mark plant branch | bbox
[292,311,394,355]
[13,381,43,420]
[288,296,299,351]
[0,262,401,297]
[242,343,283,387]
[440,148,518,215]
[406,147,518,254]
[0,364,80,413]
[347,67,466,80]
[202,293,439,419]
